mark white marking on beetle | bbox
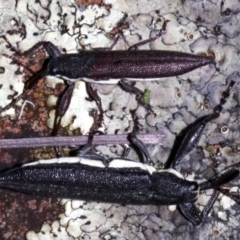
[39,158,63,164]
[159,169,184,179]
[108,159,185,178]
[18,100,35,119]
[83,77,163,83]
[82,77,120,84]
[22,157,78,167]
[22,157,106,168]
[56,75,120,84]
[58,158,79,164]
[79,159,105,168]
[124,77,163,81]
[59,76,164,84]
[185,172,195,181]
[108,159,156,174]
[22,157,187,180]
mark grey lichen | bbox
[0,0,240,239]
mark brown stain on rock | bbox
[75,0,102,7]
[0,44,68,239]
[0,191,63,240]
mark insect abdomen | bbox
[52,51,214,80]
[0,162,155,203]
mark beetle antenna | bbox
[24,67,47,90]
[166,80,235,169]
[179,167,239,226]
[199,168,239,191]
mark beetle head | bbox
[46,55,85,79]
[153,171,199,204]
[47,58,60,76]
[181,181,199,202]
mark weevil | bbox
[0,81,238,225]
[2,20,215,137]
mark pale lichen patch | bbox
[0,0,239,239]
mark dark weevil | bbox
[0,81,238,226]
[2,20,215,138]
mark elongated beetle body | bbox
[0,136,238,226]
[2,20,215,139]
[0,81,238,225]
[24,39,214,138]
[21,20,214,88]
[51,51,213,80]
[28,48,214,86]
[0,158,200,205]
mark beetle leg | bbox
[21,41,62,59]
[24,66,48,90]
[218,187,240,205]
[178,191,220,226]
[73,134,109,166]
[23,42,61,89]
[77,134,94,155]
[118,80,143,95]
[93,34,122,51]
[129,133,153,165]
[75,149,109,166]
[167,80,235,168]
[52,81,75,137]
[118,80,154,113]
[85,83,104,128]
[121,144,131,158]
[178,202,202,226]
[200,191,220,221]
[41,42,62,58]
[51,81,75,157]
[179,168,239,225]
[128,20,169,51]
[0,42,60,112]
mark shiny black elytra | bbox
[3,20,215,139]
[0,81,238,226]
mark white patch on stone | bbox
[220,195,236,210]
[217,211,228,221]
[168,205,177,212]
[230,186,239,193]
[63,81,97,134]
[0,107,16,119]
[1,0,239,239]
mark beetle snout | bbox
[47,60,59,76]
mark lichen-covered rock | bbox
[0,0,240,239]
